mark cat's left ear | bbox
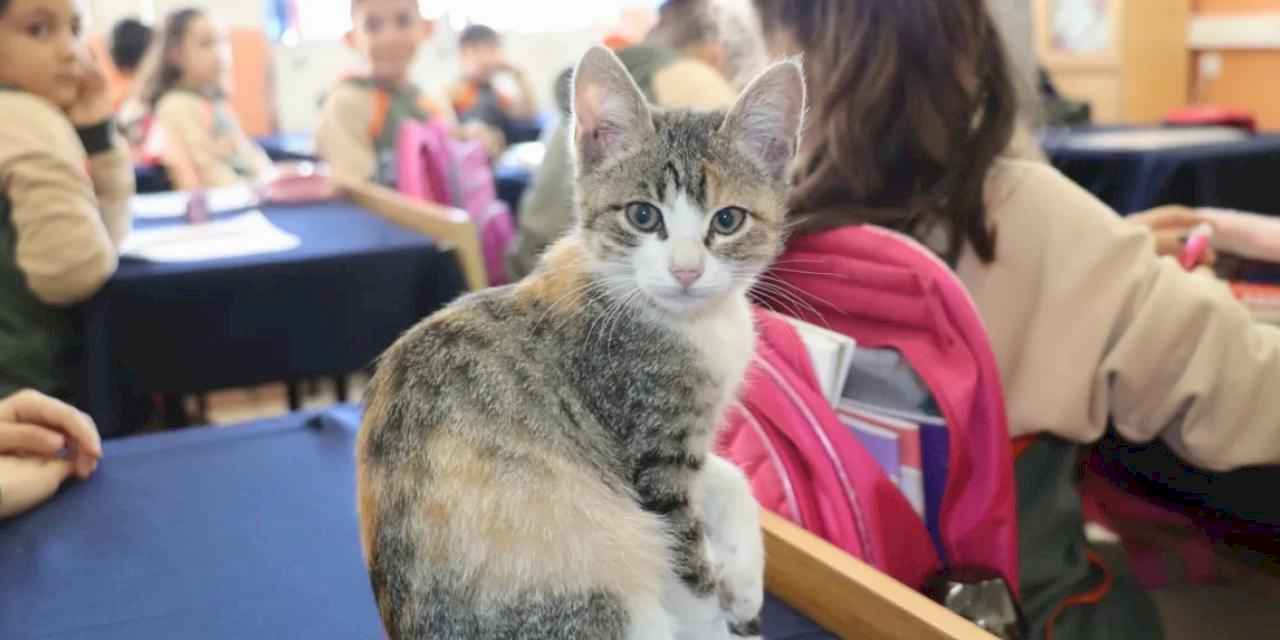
[719,58,806,181]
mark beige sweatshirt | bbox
[960,159,1280,471]
[316,81,459,186]
[0,92,134,305]
[153,91,272,190]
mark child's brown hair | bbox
[134,7,205,108]
[753,0,1017,264]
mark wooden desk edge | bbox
[341,180,489,291]
[762,511,995,640]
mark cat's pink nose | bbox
[671,267,704,290]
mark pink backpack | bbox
[719,225,1020,594]
[396,118,516,286]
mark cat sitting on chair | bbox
[355,45,805,640]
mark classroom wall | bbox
[1190,0,1280,130]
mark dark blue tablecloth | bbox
[79,201,465,439]
[1043,129,1280,215]
[257,133,319,163]
[0,406,834,640]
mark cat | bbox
[355,46,805,640]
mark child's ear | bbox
[420,19,435,39]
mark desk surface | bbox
[1042,128,1280,215]
[0,406,833,639]
[81,201,465,438]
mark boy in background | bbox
[317,0,464,187]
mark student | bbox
[0,0,134,399]
[135,8,272,190]
[507,0,741,279]
[0,389,101,520]
[107,17,152,109]
[749,1,1280,639]
[448,24,538,148]
[316,0,460,187]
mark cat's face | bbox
[570,47,805,317]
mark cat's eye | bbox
[712,207,748,236]
[625,202,663,233]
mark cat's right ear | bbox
[571,46,653,174]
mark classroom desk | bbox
[1042,128,1280,215]
[258,133,319,163]
[0,406,835,640]
[79,201,465,439]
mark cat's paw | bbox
[714,536,764,625]
[727,616,762,639]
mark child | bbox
[316,0,454,187]
[0,0,134,399]
[750,1,1280,639]
[449,24,538,148]
[135,8,272,190]
[107,17,152,109]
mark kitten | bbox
[356,46,805,640]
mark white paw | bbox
[715,536,764,625]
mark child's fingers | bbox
[1130,206,1207,231]
[0,390,102,458]
[0,422,67,457]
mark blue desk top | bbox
[0,407,833,639]
[80,201,465,438]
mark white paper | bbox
[1056,127,1247,151]
[122,211,300,263]
[130,192,191,219]
[129,185,261,220]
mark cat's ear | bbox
[572,46,653,173]
[719,58,806,181]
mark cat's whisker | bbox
[758,272,841,315]
[765,267,843,279]
[749,284,808,322]
[605,288,645,350]
[752,277,833,330]
[534,278,608,329]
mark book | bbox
[838,402,926,518]
[779,315,858,407]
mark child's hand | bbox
[66,50,114,128]
[0,390,102,480]
[1129,206,1217,265]
[0,455,76,519]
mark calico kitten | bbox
[356,46,805,639]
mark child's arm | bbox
[83,126,135,247]
[316,84,379,185]
[153,93,242,190]
[0,94,124,305]
[983,161,1280,472]
[226,107,274,181]
[67,54,134,247]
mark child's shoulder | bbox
[0,92,79,163]
[0,91,75,136]
[154,90,214,118]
